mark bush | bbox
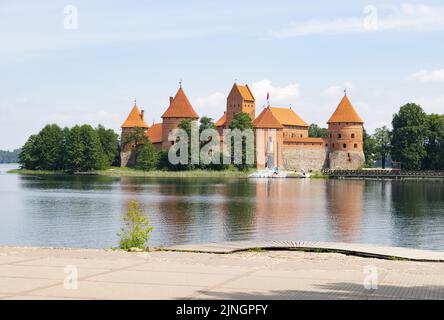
[118,200,153,250]
[136,140,159,170]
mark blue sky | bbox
[1,0,444,150]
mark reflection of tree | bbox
[326,180,364,241]
[390,180,444,248]
[19,174,117,191]
[18,174,118,248]
[223,180,256,241]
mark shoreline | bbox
[1,240,443,262]
[6,167,251,178]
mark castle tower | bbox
[327,93,365,170]
[161,86,199,149]
[225,83,255,125]
[120,102,149,167]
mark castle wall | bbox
[328,150,365,170]
[282,146,328,171]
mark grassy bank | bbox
[97,167,250,178]
[7,168,64,175]
[8,167,251,178]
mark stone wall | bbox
[329,150,365,170]
[282,148,328,171]
[120,150,137,167]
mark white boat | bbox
[248,169,287,179]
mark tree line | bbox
[0,149,21,163]
[19,124,119,172]
[18,112,255,173]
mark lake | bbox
[0,163,443,250]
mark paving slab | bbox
[0,245,443,300]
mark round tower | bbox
[120,102,149,167]
[327,93,365,170]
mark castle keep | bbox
[120,83,365,170]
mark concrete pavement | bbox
[0,245,443,300]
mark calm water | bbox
[0,163,443,250]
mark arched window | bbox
[338,133,342,138]
[343,143,347,148]
[351,133,355,138]
[354,143,358,148]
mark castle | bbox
[120,83,365,171]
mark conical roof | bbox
[327,95,363,124]
[161,87,199,119]
[121,104,149,128]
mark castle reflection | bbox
[326,179,364,241]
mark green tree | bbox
[363,128,377,167]
[136,139,159,171]
[96,125,119,168]
[124,127,149,147]
[65,125,104,172]
[373,126,391,169]
[18,135,40,169]
[423,114,444,170]
[199,116,215,132]
[391,103,427,170]
[18,124,65,170]
[118,200,153,250]
[308,124,328,138]
[228,112,254,171]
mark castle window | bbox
[343,143,347,148]
[338,134,342,138]
[300,134,303,138]
[330,134,332,138]
[325,143,328,147]
[351,133,355,138]
[354,143,358,148]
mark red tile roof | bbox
[145,123,162,144]
[236,84,255,101]
[268,107,308,127]
[215,112,227,127]
[253,107,283,129]
[161,87,199,119]
[253,107,308,128]
[121,104,149,128]
[327,95,364,124]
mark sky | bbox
[1,0,444,150]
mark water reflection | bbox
[326,180,364,242]
[0,167,443,250]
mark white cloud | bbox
[410,68,444,82]
[273,4,444,38]
[322,81,353,96]
[194,92,226,120]
[251,79,300,105]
